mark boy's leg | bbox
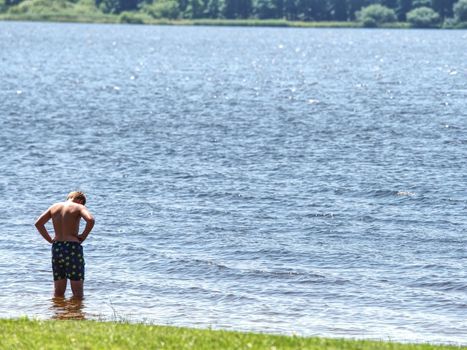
[54,279,67,297]
[70,280,84,299]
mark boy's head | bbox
[67,191,86,206]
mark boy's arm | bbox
[77,206,95,243]
[34,208,54,244]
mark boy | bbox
[35,191,95,299]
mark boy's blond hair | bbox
[67,191,86,205]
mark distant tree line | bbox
[94,0,464,21]
[2,0,467,27]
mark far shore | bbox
[2,13,466,29]
[0,14,416,28]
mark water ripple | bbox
[0,22,466,345]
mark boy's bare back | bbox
[49,201,93,242]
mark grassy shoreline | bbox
[0,13,411,28]
[1,318,465,349]
[2,13,465,28]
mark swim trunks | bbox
[51,241,85,281]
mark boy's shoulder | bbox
[50,201,83,213]
[50,202,64,210]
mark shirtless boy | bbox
[35,191,95,299]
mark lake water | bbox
[0,21,466,345]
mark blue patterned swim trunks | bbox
[51,241,85,281]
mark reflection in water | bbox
[50,297,86,320]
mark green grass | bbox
[0,13,414,28]
[0,12,364,27]
[0,13,421,28]
[0,318,464,350]
[0,12,118,23]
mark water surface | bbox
[0,22,466,344]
